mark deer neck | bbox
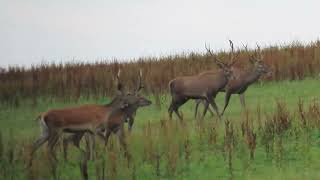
[244,68,262,85]
[104,97,121,108]
[99,98,126,128]
[103,98,125,117]
[222,74,229,86]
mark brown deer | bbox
[168,41,238,121]
[29,70,152,167]
[62,70,150,160]
[194,44,272,117]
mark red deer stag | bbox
[29,70,152,167]
[168,42,238,121]
[194,43,272,117]
[62,70,151,160]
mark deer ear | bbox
[117,84,124,95]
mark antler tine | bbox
[256,43,261,52]
[117,69,121,80]
[229,40,234,53]
[136,69,144,93]
[205,43,223,63]
[116,69,121,85]
[139,69,142,78]
[116,68,124,94]
[205,43,215,57]
[228,40,239,66]
[205,43,228,67]
[256,43,263,60]
[241,43,248,52]
[229,40,235,60]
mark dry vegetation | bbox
[1,41,320,105]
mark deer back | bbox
[169,71,228,97]
[43,105,110,129]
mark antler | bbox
[117,69,121,80]
[242,43,249,53]
[205,43,225,66]
[116,69,124,94]
[255,43,263,62]
[135,69,144,93]
[229,39,234,57]
[205,43,215,57]
[256,43,261,53]
[228,40,239,66]
[240,43,255,64]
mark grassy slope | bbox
[1,79,319,136]
[0,79,319,179]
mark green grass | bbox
[0,79,319,179]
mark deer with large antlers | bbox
[194,43,272,117]
[168,41,238,121]
[62,70,150,160]
[29,70,152,168]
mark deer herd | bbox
[29,40,272,179]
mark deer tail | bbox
[168,80,175,95]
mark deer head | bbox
[205,41,238,81]
[114,69,152,110]
[126,69,152,107]
[248,44,272,77]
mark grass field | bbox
[0,79,320,179]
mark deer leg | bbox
[239,93,246,109]
[128,116,135,132]
[174,99,187,121]
[195,99,214,118]
[208,97,221,119]
[103,130,112,147]
[86,132,96,161]
[201,100,209,120]
[47,131,60,163]
[47,131,60,178]
[194,99,201,118]
[174,107,183,121]
[31,135,48,156]
[75,138,89,180]
[29,128,49,166]
[115,126,131,165]
[62,135,71,161]
[221,92,232,116]
[168,99,175,119]
[79,148,89,180]
[169,97,186,120]
[205,100,215,117]
[63,132,84,161]
[72,132,85,147]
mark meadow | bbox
[0,78,319,180]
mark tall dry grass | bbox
[1,41,320,105]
